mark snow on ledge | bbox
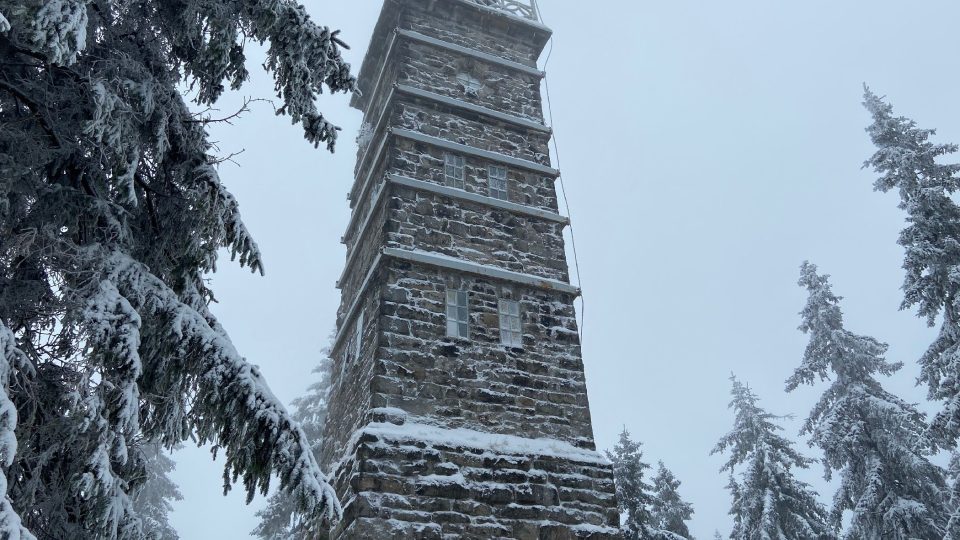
[360,420,610,465]
[370,407,408,417]
[569,522,622,535]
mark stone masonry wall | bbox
[353,53,400,180]
[374,260,593,445]
[323,285,382,468]
[337,198,386,324]
[345,156,390,250]
[389,137,560,213]
[403,1,545,66]
[398,40,544,122]
[329,416,619,539]
[385,184,571,282]
[393,100,551,165]
[343,40,557,320]
[350,5,548,206]
[339,167,390,330]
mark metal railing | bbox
[469,0,540,22]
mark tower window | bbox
[353,310,364,362]
[445,289,469,339]
[488,165,508,200]
[444,154,465,190]
[498,299,522,348]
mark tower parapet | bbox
[322,1,620,537]
[470,0,541,22]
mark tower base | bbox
[329,411,620,539]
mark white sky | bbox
[168,1,960,538]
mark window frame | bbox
[488,165,508,201]
[445,289,470,339]
[444,153,466,190]
[498,299,523,348]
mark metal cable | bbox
[539,9,586,346]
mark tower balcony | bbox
[470,0,540,22]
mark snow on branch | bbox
[25,0,90,65]
[169,0,358,150]
[0,326,35,540]
[102,251,341,525]
[192,164,265,275]
[0,0,356,532]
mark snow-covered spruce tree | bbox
[607,429,686,540]
[608,429,655,539]
[649,462,694,539]
[946,452,960,540]
[712,375,832,540]
[862,87,960,450]
[132,445,182,540]
[253,346,332,540]
[788,262,949,538]
[0,1,355,538]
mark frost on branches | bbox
[253,344,332,540]
[132,445,182,540]
[0,326,33,540]
[607,429,690,540]
[946,452,960,540]
[712,375,832,540]
[788,262,949,539]
[649,462,694,540]
[862,87,960,450]
[0,0,355,537]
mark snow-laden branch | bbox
[0,0,355,532]
[102,251,341,525]
[0,326,34,540]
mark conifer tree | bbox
[608,429,656,539]
[608,429,686,540]
[650,462,694,539]
[712,375,832,540]
[946,452,960,540]
[862,87,960,449]
[132,445,182,540]
[0,1,355,537]
[253,350,332,540]
[788,262,949,538]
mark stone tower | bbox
[321,0,620,537]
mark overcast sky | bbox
[168,1,960,538]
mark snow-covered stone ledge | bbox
[353,409,609,466]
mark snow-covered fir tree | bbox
[862,87,960,450]
[607,429,687,540]
[649,462,694,539]
[132,445,182,540]
[0,1,355,538]
[788,261,949,538]
[253,346,332,540]
[712,375,832,540]
[608,429,655,539]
